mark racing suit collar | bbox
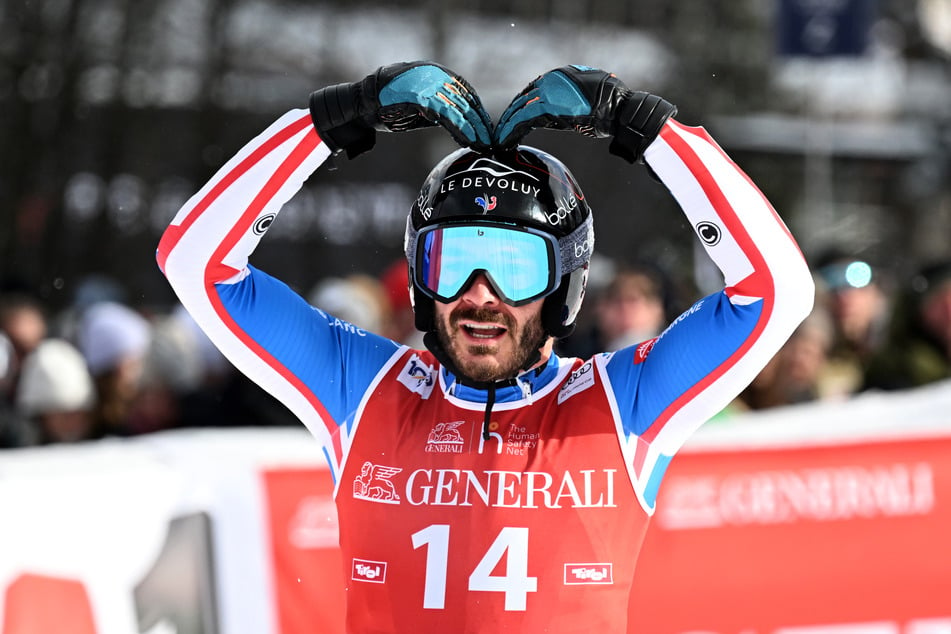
[440,354,560,404]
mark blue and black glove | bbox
[495,65,676,163]
[309,61,493,159]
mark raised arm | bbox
[158,62,493,476]
[496,66,814,510]
[631,116,814,441]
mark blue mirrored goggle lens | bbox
[418,225,555,304]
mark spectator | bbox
[727,305,835,413]
[125,304,298,431]
[559,262,674,358]
[308,274,391,335]
[864,259,951,390]
[0,293,48,405]
[596,264,670,350]
[0,332,24,447]
[775,305,836,403]
[380,259,426,348]
[126,308,208,434]
[814,252,891,398]
[15,338,98,445]
[76,301,152,436]
[49,273,128,346]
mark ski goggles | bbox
[407,217,594,306]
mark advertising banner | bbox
[630,436,951,633]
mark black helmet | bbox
[404,145,594,339]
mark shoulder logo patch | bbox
[397,354,435,399]
[634,337,658,365]
[558,360,596,404]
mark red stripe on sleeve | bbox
[156,224,184,273]
[157,114,316,267]
[201,126,344,463]
[640,124,776,444]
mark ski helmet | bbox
[404,145,594,339]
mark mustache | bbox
[450,307,514,330]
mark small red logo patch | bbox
[352,558,387,583]
[634,337,658,364]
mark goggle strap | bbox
[557,215,595,276]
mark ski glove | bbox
[309,61,493,159]
[495,65,677,163]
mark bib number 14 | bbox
[411,524,538,611]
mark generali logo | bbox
[425,420,466,454]
[352,462,402,504]
[352,465,618,509]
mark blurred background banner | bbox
[777,0,875,57]
[2,381,951,634]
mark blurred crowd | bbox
[3,249,951,449]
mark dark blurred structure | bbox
[2,0,950,316]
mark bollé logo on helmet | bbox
[415,188,434,220]
[547,193,579,225]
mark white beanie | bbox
[308,276,386,334]
[16,339,96,415]
[77,302,151,376]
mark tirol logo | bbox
[426,421,466,453]
[397,354,435,399]
[352,558,387,583]
[564,563,614,585]
[353,462,402,504]
[696,221,722,246]
[475,194,497,212]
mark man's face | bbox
[434,273,550,383]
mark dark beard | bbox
[436,307,547,383]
